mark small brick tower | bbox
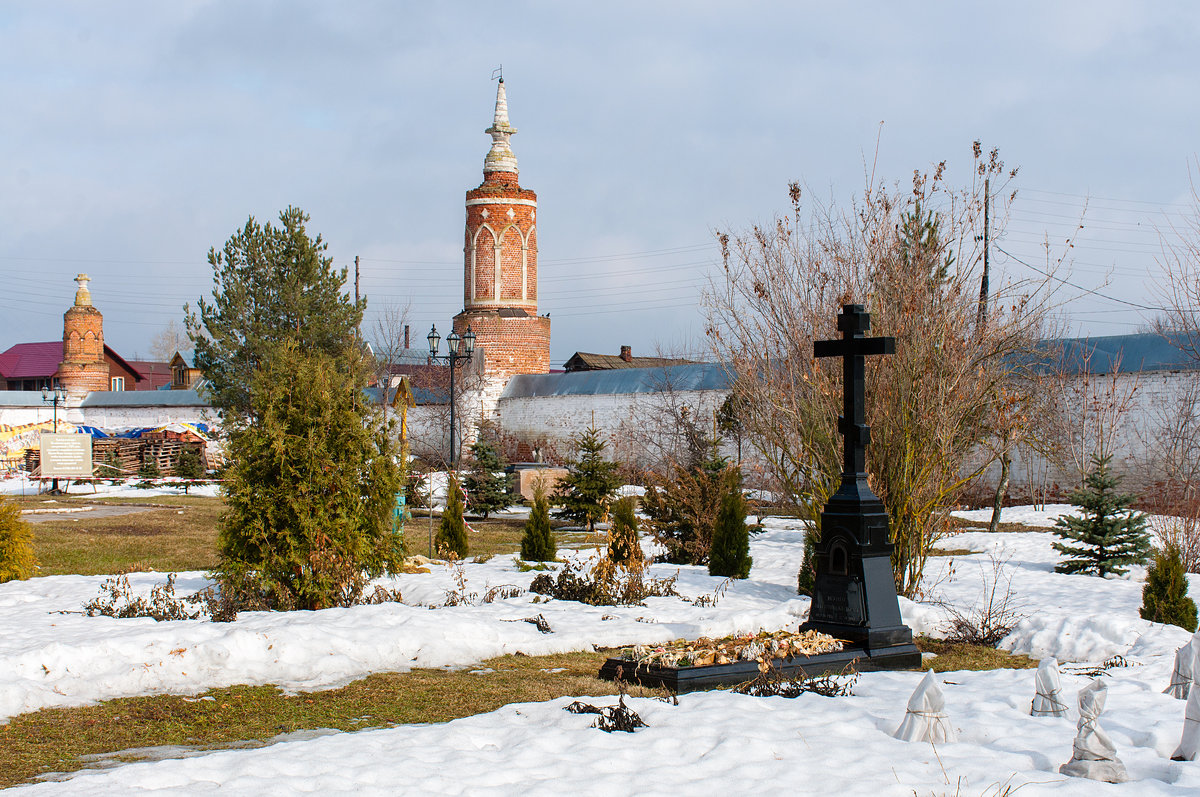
[59,273,110,396]
[454,78,551,418]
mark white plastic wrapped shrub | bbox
[1165,638,1195,700]
[1059,679,1128,783]
[894,670,957,743]
[1031,657,1068,718]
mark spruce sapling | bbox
[554,426,621,533]
[1141,543,1198,631]
[1052,455,1151,577]
[464,439,511,519]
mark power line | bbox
[994,245,1164,312]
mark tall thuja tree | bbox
[215,342,402,610]
[555,426,622,533]
[709,468,752,578]
[464,439,510,519]
[1053,455,1151,576]
[186,206,364,420]
[437,475,469,557]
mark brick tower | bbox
[59,273,110,396]
[454,78,551,418]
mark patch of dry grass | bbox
[26,497,223,576]
[0,649,663,788]
[914,637,1038,673]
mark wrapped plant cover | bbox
[894,670,957,743]
[1059,680,1127,783]
[1165,639,1196,700]
[1031,657,1068,717]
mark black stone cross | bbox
[814,304,894,480]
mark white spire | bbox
[483,78,519,175]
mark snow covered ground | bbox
[4,501,1200,794]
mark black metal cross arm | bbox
[813,304,895,478]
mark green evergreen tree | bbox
[1052,455,1152,576]
[1141,543,1198,631]
[464,439,511,519]
[175,446,205,494]
[0,497,37,583]
[554,426,622,533]
[436,475,469,558]
[642,453,729,565]
[520,482,556,562]
[214,341,402,610]
[796,531,816,596]
[185,206,364,420]
[709,469,752,578]
[607,496,643,565]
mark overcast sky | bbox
[2,2,1198,366]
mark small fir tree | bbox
[436,475,469,558]
[520,482,556,562]
[138,458,161,480]
[175,446,205,494]
[554,426,622,533]
[607,496,643,566]
[709,469,752,578]
[1141,543,1198,631]
[0,497,37,582]
[642,453,729,565]
[1052,455,1151,577]
[464,440,511,519]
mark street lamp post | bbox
[427,324,476,468]
[41,386,66,493]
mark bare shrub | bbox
[705,145,1060,597]
[529,557,677,606]
[937,553,1024,647]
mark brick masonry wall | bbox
[464,178,537,312]
[61,305,109,395]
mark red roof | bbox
[0,342,64,379]
[0,341,145,383]
[127,361,172,390]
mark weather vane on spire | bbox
[491,65,503,83]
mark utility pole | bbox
[354,255,360,305]
[977,177,990,330]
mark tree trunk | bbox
[988,448,1012,534]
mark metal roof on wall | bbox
[1042,332,1197,375]
[502,363,732,399]
[79,390,208,407]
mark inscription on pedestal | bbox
[814,575,865,625]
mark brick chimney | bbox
[620,345,632,362]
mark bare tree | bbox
[1155,165,1200,362]
[704,144,1060,597]
[149,319,193,361]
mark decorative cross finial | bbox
[814,304,894,481]
[484,74,518,174]
[73,273,92,307]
